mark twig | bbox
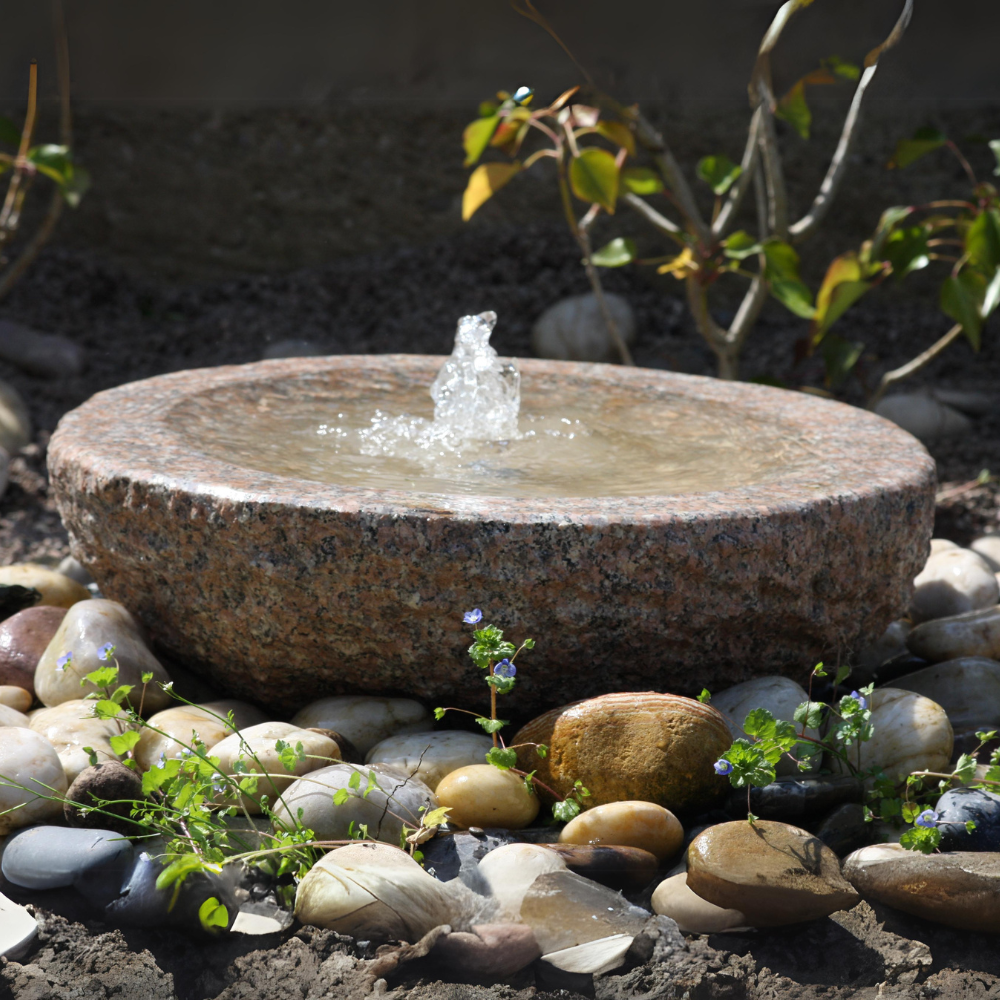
[755,79,789,240]
[621,191,683,238]
[867,322,964,409]
[712,106,762,238]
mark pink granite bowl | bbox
[48,356,935,715]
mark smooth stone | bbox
[930,538,960,555]
[910,547,998,622]
[712,676,819,775]
[291,696,432,756]
[433,923,541,978]
[558,800,683,862]
[211,721,340,812]
[262,339,327,360]
[539,843,658,891]
[272,761,436,845]
[935,788,1000,852]
[365,730,493,790]
[0,687,31,713]
[0,379,31,453]
[514,692,731,812]
[816,803,871,857]
[293,841,455,942]
[0,890,37,959]
[64,761,144,836]
[0,727,68,833]
[727,775,862,822]
[871,652,931,687]
[932,388,997,415]
[435,764,539,830]
[0,585,40,623]
[56,556,94,587]
[874,393,972,443]
[0,704,28,729]
[2,825,133,897]
[0,320,84,379]
[541,934,635,976]
[891,657,1000,732]
[651,873,749,933]
[0,607,66,693]
[856,619,911,672]
[971,536,1000,573]
[520,868,650,955]
[34,600,171,710]
[29,700,122,783]
[231,910,284,935]
[477,843,567,918]
[531,292,636,363]
[843,844,1000,931]
[686,820,860,926]
[827,687,953,786]
[135,700,267,769]
[419,830,520,887]
[304,727,362,764]
[0,566,88,610]
[908,605,1000,662]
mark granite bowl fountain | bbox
[48,313,935,715]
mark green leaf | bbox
[0,116,20,148]
[83,666,118,689]
[991,139,1000,177]
[27,144,71,183]
[569,147,619,213]
[461,162,521,221]
[811,251,872,337]
[348,770,362,789]
[486,746,518,770]
[552,798,582,822]
[109,730,141,756]
[825,55,860,81]
[332,788,350,806]
[141,671,154,684]
[884,226,930,278]
[763,241,816,319]
[479,100,499,118]
[697,689,712,703]
[433,707,446,721]
[889,126,947,169]
[93,699,123,720]
[834,664,853,686]
[198,895,229,932]
[486,674,516,695]
[742,708,778,739]
[476,717,507,735]
[941,269,987,349]
[696,154,742,195]
[722,230,762,260]
[966,208,1000,273]
[535,743,548,759]
[522,638,535,649]
[621,167,663,196]
[900,825,942,854]
[421,806,452,828]
[463,115,500,167]
[109,684,134,705]
[954,753,978,784]
[870,205,915,259]
[83,746,99,767]
[591,237,636,268]
[771,280,817,319]
[793,701,825,730]
[821,333,865,391]
[982,268,1000,319]
[594,120,635,157]
[776,80,812,140]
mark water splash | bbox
[357,311,521,458]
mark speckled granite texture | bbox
[48,357,935,716]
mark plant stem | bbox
[866,322,963,409]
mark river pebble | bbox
[651,873,749,933]
[29,699,122,783]
[686,820,859,926]
[0,727,67,833]
[891,657,1000,732]
[971,535,1000,572]
[291,696,432,756]
[0,687,31,713]
[907,605,1000,662]
[531,292,636,363]
[558,800,683,861]
[0,607,66,693]
[436,764,539,830]
[935,787,1000,852]
[64,760,144,835]
[909,546,998,622]
[433,923,541,978]
[477,842,567,918]
[728,775,862,822]
[135,700,267,769]
[540,843,658,891]
[365,729,493,790]
[816,803,871,857]
[0,565,89,609]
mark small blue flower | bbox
[714,759,733,776]
[97,642,116,662]
[512,86,534,105]
[463,608,483,624]
[493,659,516,679]
[56,651,72,672]
[915,809,939,829]
[211,772,228,795]
[850,690,867,710]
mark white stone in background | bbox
[261,339,326,360]
[712,676,819,775]
[0,687,30,713]
[34,599,172,710]
[910,547,998,622]
[0,704,28,729]
[874,393,971,443]
[477,843,567,920]
[890,657,1000,732]
[651,873,749,934]
[908,605,1000,662]
[365,730,493,790]
[29,699,121,783]
[0,321,84,380]
[971,536,1000,573]
[0,380,30,454]
[135,700,268,770]
[0,890,37,959]
[0,727,67,833]
[211,721,339,813]
[531,292,636,363]
[931,388,997,415]
[56,556,94,587]
[856,619,911,670]
[930,538,960,555]
[291,696,433,756]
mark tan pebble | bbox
[29,699,120,783]
[0,565,89,609]
[559,800,683,862]
[0,687,31,713]
[436,764,539,829]
[908,605,1000,662]
[291,696,432,756]
[364,730,493,790]
[0,727,67,833]
[651,873,749,933]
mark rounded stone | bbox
[651,873,749,933]
[477,843,568,919]
[934,787,1000,852]
[539,843,658,891]
[531,292,636,363]
[47,357,935,715]
[686,820,859,926]
[909,547,998,622]
[874,393,971,442]
[365,729,493,790]
[0,704,29,729]
[29,699,122,783]
[64,760,145,835]
[0,727,67,833]
[0,565,89,609]
[0,687,31,713]
[712,676,819,775]
[304,727,362,763]
[432,924,542,979]
[0,607,66,693]
[855,619,911,674]
[513,692,731,812]
[0,379,31,453]
[907,606,1000,663]
[436,764,539,830]
[971,535,1000,572]
[2,825,133,891]
[558,800,683,862]
[291,696,432,756]
[891,657,1000,732]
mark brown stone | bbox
[64,761,145,836]
[686,820,860,926]
[513,692,731,812]
[47,357,934,714]
[539,843,659,891]
[558,800,684,861]
[0,607,66,694]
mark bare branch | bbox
[622,191,682,237]
[726,273,769,353]
[712,106,762,239]
[578,224,635,366]
[685,274,727,359]
[867,323,963,409]
[755,80,789,239]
